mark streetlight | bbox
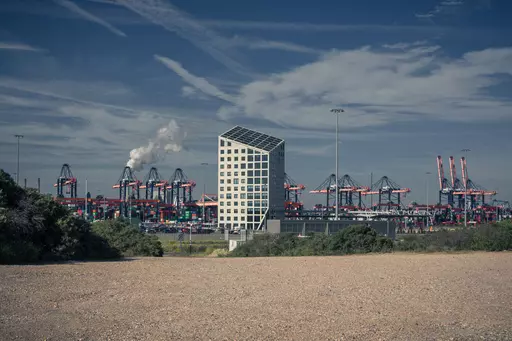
[461,148,471,227]
[200,163,208,229]
[14,135,24,185]
[426,172,431,229]
[330,108,344,220]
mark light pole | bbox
[461,148,470,227]
[14,135,24,185]
[200,163,208,228]
[330,108,344,220]
[426,172,431,229]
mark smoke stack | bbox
[24,178,27,189]
[38,178,40,193]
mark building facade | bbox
[218,126,285,230]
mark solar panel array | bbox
[221,126,283,152]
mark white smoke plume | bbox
[126,119,186,171]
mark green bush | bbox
[0,170,160,263]
[230,225,394,257]
[92,220,163,257]
[395,221,512,252]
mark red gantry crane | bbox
[284,173,305,216]
[54,163,77,198]
[361,176,411,210]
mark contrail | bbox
[155,55,237,104]
[0,42,45,52]
[54,0,127,37]
[120,0,249,76]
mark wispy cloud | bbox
[154,55,237,104]
[216,44,512,130]
[227,36,322,54]
[53,0,126,37]
[0,42,45,52]
[121,0,248,75]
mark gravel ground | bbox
[1,252,512,341]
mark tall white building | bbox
[218,126,285,230]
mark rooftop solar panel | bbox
[220,126,284,152]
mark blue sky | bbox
[0,0,511,208]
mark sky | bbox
[0,0,511,208]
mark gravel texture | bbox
[1,252,512,341]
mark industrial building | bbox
[217,126,285,230]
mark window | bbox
[220,157,224,162]
[247,193,254,199]
[254,163,260,169]
[234,157,238,161]
[241,201,245,206]
[227,164,231,169]
[241,164,246,169]
[248,208,254,214]
[234,187,238,191]
[234,149,238,154]
[227,216,231,221]
[241,156,246,161]
[255,170,261,176]
[220,194,224,199]
[220,209,224,213]
[234,164,238,169]
[234,179,239,184]
[220,172,225,176]
[254,193,261,199]
[234,216,238,221]
[227,149,232,154]
[220,202,224,206]
[220,164,224,169]
[248,178,253,185]
[255,185,260,191]
[234,194,238,199]
[240,193,246,199]
[262,193,268,199]
[255,178,261,184]
[227,172,231,176]
[227,179,232,184]
[254,201,260,207]
[227,186,231,191]
[247,201,253,206]
[262,200,268,207]
[262,155,268,161]
[227,201,231,206]
[262,178,268,184]
[262,170,268,176]
[241,149,246,153]
[241,186,245,191]
[220,187,224,191]
[262,184,268,191]
[241,179,245,184]
[248,171,253,176]
[234,172,239,176]
[220,150,224,154]
[220,179,224,184]
[227,142,231,147]
[234,209,238,214]
[247,149,253,154]
[255,155,261,162]
[234,201,238,206]
[262,162,268,168]
[226,193,232,199]
[247,185,254,192]
[220,140,225,146]
[241,209,245,213]
[248,155,254,162]
[241,171,246,176]
[248,163,253,169]
[227,209,231,213]
[241,216,245,221]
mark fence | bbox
[269,219,396,239]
